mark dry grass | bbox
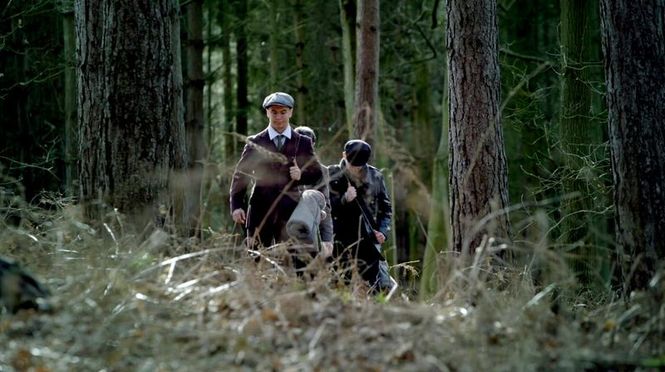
[1,204,664,371]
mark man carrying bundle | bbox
[229,92,323,249]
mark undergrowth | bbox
[1,202,664,371]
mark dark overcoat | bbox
[230,127,322,247]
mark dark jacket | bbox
[230,127,322,245]
[327,159,392,251]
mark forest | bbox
[1,0,664,370]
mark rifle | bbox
[341,173,397,296]
[343,175,385,260]
[350,184,397,295]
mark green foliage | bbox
[498,0,612,289]
[0,0,617,296]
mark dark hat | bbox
[344,139,371,166]
[262,92,294,109]
[294,126,316,143]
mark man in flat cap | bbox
[230,92,323,248]
[327,139,394,292]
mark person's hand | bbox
[344,185,357,202]
[321,242,333,257]
[374,230,386,244]
[289,162,301,181]
[232,208,246,224]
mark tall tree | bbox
[353,0,379,146]
[218,0,235,163]
[205,0,213,151]
[421,6,451,298]
[62,1,77,196]
[421,90,452,299]
[499,0,561,214]
[600,0,665,292]
[210,0,236,229]
[234,0,249,139]
[293,0,306,123]
[268,0,281,90]
[447,0,509,255]
[76,0,186,227]
[183,0,206,235]
[302,0,345,140]
[339,0,355,137]
[559,0,604,285]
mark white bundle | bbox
[286,189,326,243]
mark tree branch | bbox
[500,47,552,64]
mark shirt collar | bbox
[268,125,292,140]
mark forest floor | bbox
[1,207,664,371]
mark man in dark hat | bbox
[327,140,394,292]
[229,92,323,248]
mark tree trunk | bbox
[447,0,509,255]
[235,0,248,138]
[413,63,435,184]
[339,0,355,138]
[181,0,206,236]
[185,0,205,168]
[559,0,604,286]
[205,1,211,150]
[9,17,32,200]
[213,0,235,228]
[76,0,186,228]
[353,0,379,146]
[293,0,306,123]
[421,116,452,299]
[600,0,665,292]
[421,49,451,300]
[219,1,235,163]
[62,8,77,197]
[268,0,281,90]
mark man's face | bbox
[343,152,364,176]
[266,105,292,132]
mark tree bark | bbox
[206,0,213,152]
[353,0,379,146]
[219,1,235,163]
[293,0,306,123]
[413,62,436,190]
[185,0,205,169]
[339,0,355,138]
[181,0,206,236]
[600,0,665,291]
[234,0,248,139]
[76,0,186,228]
[268,0,281,90]
[447,0,509,255]
[62,8,77,197]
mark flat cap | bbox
[344,139,372,166]
[262,92,294,109]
